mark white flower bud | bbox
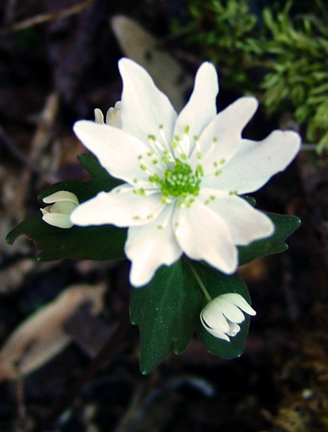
[41,191,79,229]
[200,293,256,341]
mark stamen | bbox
[133,188,146,196]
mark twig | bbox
[0,127,44,176]
[14,370,28,432]
[301,144,318,151]
[1,0,95,34]
[0,126,59,184]
[31,309,131,432]
[7,0,41,22]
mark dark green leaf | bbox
[130,259,255,373]
[77,153,123,185]
[6,213,127,261]
[38,178,121,204]
[242,195,256,206]
[130,259,204,374]
[193,262,252,359]
[238,212,301,266]
[6,178,127,261]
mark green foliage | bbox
[6,154,127,261]
[6,152,301,374]
[172,0,258,89]
[262,5,328,151]
[172,0,328,151]
[6,212,127,261]
[130,260,251,374]
[238,212,301,265]
[130,259,203,374]
[130,211,299,374]
[193,263,251,359]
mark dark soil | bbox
[1,1,328,431]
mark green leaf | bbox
[238,212,301,266]
[6,213,127,261]
[38,178,121,204]
[130,259,204,374]
[130,259,255,374]
[77,153,122,183]
[193,262,252,359]
[6,178,127,261]
[242,195,256,206]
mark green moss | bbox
[171,0,328,151]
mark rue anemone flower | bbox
[41,191,79,229]
[200,293,256,341]
[70,58,301,287]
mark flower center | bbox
[149,159,202,202]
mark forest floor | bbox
[1,1,328,431]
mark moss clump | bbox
[171,0,328,151]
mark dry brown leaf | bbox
[111,15,192,112]
[0,282,106,381]
[0,258,36,293]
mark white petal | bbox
[205,328,231,341]
[201,302,230,332]
[200,314,230,341]
[227,322,240,337]
[173,200,237,274]
[192,97,258,172]
[125,205,182,287]
[173,62,218,156]
[73,120,153,185]
[221,293,256,316]
[203,130,301,194]
[50,201,78,214]
[199,192,274,245]
[70,184,164,227]
[43,191,79,205]
[215,298,245,323]
[41,211,73,229]
[119,58,177,148]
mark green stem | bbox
[185,259,212,302]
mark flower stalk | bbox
[185,259,212,302]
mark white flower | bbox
[70,58,301,287]
[41,191,79,229]
[200,293,256,341]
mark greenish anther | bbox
[149,159,202,199]
[134,188,146,196]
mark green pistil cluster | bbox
[149,159,202,201]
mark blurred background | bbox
[0,0,328,431]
